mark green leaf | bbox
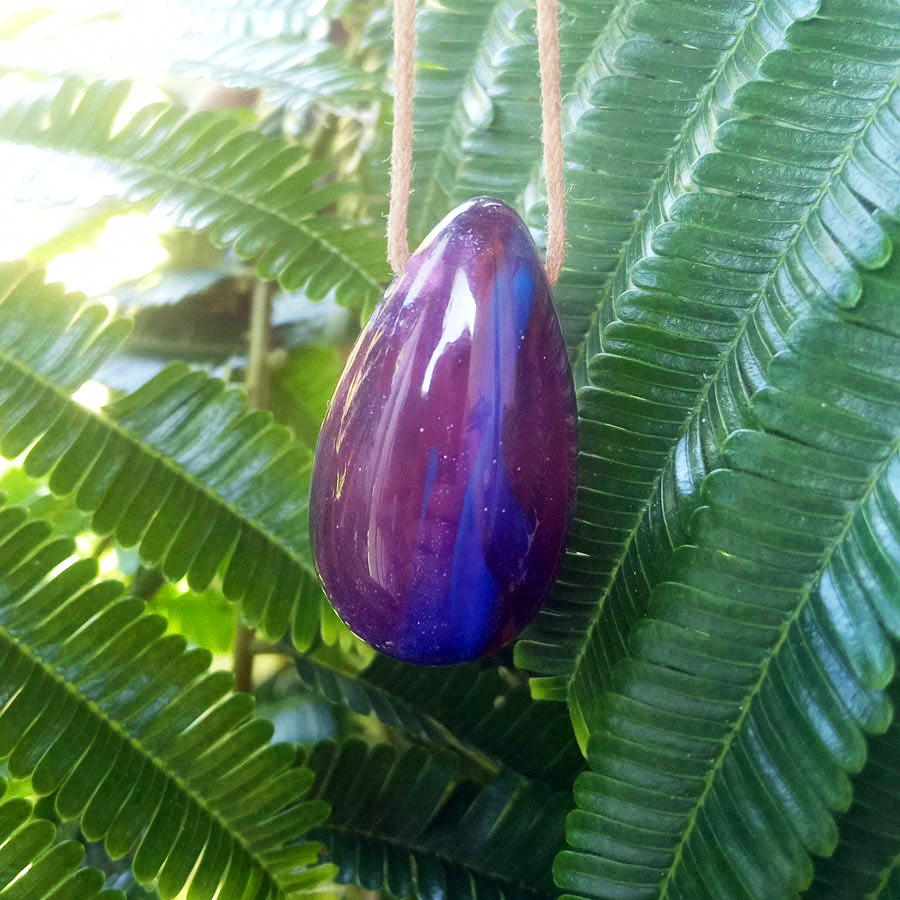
[296,654,583,789]
[556,1,618,93]
[553,251,900,898]
[0,261,333,650]
[103,271,249,393]
[0,500,334,899]
[173,38,382,117]
[113,268,231,309]
[410,0,539,239]
[175,0,334,40]
[0,77,389,310]
[0,466,90,542]
[148,581,236,655]
[304,739,568,900]
[515,0,900,744]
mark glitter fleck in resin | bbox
[309,198,577,665]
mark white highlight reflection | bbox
[421,268,476,394]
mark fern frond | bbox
[408,0,614,241]
[0,500,334,899]
[554,249,900,898]
[174,0,330,40]
[410,0,540,238]
[526,0,819,358]
[0,261,335,650]
[408,0,511,239]
[0,77,389,309]
[296,655,583,789]
[0,783,123,899]
[516,0,900,741]
[304,739,567,900]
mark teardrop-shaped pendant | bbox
[310,198,577,665]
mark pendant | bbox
[309,198,577,665]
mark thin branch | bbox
[245,278,273,410]
[233,277,273,692]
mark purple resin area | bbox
[309,198,577,665]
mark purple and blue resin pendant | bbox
[309,198,577,665]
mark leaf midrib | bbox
[566,59,900,714]
[337,668,502,776]
[873,852,900,898]
[659,439,900,898]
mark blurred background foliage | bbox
[0,0,381,656]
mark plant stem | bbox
[245,278,273,410]
[233,278,273,692]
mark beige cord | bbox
[387,0,566,285]
[535,0,565,285]
[386,0,416,276]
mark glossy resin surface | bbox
[309,198,577,664]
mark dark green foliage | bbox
[173,39,382,118]
[409,0,540,239]
[529,0,816,358]
[813,678,900,897]
[0,498,333,898]
[296,654,583,789]
[554,250,900,897]
[0,782,123,899]
[516,0,900,746]
[407,0,616,243]
[105,365,322,642]
[304,739,568,900]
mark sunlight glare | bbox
[98,547,119,575]
[71,379,110,411]
[45,212,170,296]
[0,3,174,86]
[0,199,81,261]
